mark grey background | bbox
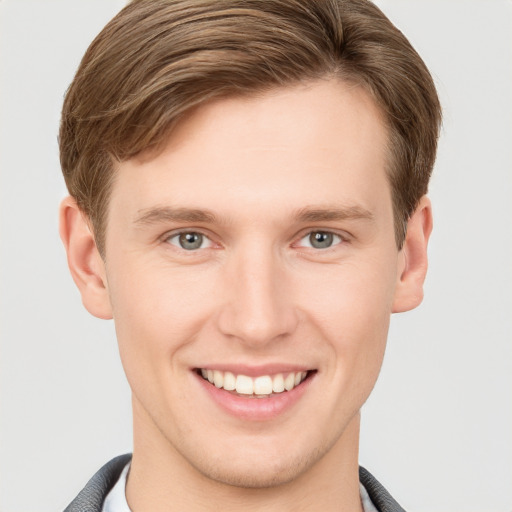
[1,1,511,511]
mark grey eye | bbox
[179,232,203,250]
[172,232,205,250]
[308,231,336,249]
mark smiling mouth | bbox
[196,369,314,397]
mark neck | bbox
[127,397,364,512]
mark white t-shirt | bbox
[102,463,131,512]
[102,462,379,512]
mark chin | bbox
[185,439,328,490]
[195,456,309,489]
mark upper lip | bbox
[193,364,314,377]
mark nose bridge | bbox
[218,239,298,346]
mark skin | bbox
[60,79,432,511]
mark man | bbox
[59,0,441,510]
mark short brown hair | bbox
[59,0,441,255]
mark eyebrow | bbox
[133,204,374,227]
[134,207,217,226]
[294,205,374,223]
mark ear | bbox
[392,196,433,313]
[59,196,113,319]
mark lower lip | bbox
[195,372,314,421]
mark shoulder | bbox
[359,466,406,512]
[64,454,132,512]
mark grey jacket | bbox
[64,454,406,512]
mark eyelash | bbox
[295,231,345,250]
[162,229,349,253]
[164,230,215,251]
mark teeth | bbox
[272,373,285,393]
[200,369,308,395]
[254,376,273,395]
[284,373,295,391]
[223,371,236,391]
[213,370,223,388]
[236,375,254,395]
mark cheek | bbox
[106,259,219,388]
[302,254,397,329]
[110,256,215,330]
[301,258,396,382]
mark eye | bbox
[299,231,343,249]
[166,231,212,251]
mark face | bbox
[100,80,405,487]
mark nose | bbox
[217,244,299,348]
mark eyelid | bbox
[158,227,350,251]
[293,228,351,249]
[161,229,217,249]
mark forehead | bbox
[109,79,391,227]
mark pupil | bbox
[179,232,202,250]
[310,231,333,249]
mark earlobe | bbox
[392,196,433,313]
[59,196,113,320]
